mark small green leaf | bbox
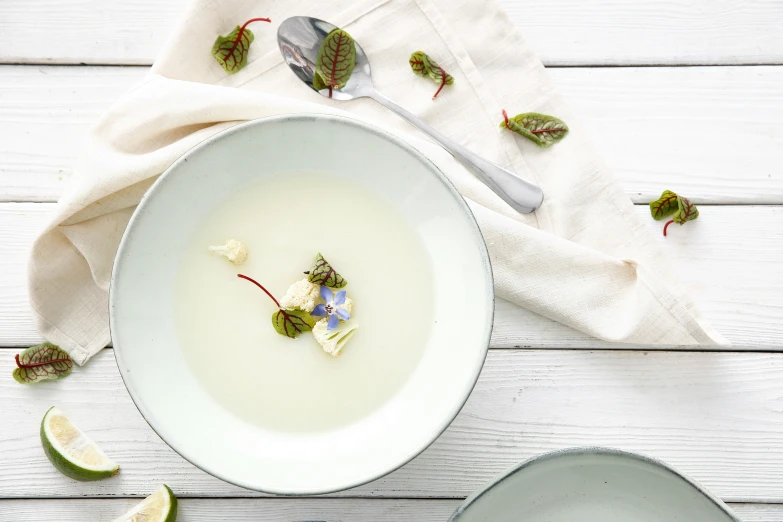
[409,51,454,99]
[272,308,315,339]
[650,190,680,220]
[212,27,255,74]
[315,29,356,91]
[211,18,270,74]
[500,111,569,147]
[308,253,348,288]
[656,191,699,237]
[312,71,328,91]
[673,195,699,225]
[13,343,73,384]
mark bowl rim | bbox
[109,112,495,494]
[448,446,741,521]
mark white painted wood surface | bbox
[3,349,783,502]
[0,499,777,521]
[2,66,782,203]
[2,0,783,518]
[1,203,781,348]
[1,0,781,66]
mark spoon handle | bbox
[369,91,544,214]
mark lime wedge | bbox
[113,485,178,522]
[40,406,119,481]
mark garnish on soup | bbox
[235,253,359,355]
[280,278,321,312]
[209,239,248,265]
[237,274,315,339]
[311,286,352,330]
[303,256,359,355]
[308,252,348,288]
[313,319,359,357]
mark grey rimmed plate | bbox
[450,448,739,522]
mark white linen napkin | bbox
[27,0,727,365]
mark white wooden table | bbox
[1,0,782,520]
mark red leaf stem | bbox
[502,109,510,128]
[329,31,349,88]
[15,353,70,369]
[663,219,674,237]
[240,17,271,32]
[224,17,271,68]
[237,274,280,308]
[432,67,448,99]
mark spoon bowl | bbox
[278,17,373,100]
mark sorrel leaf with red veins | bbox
[308,253,348,288]
[272,308,315,339]
[673,196,699,225]
[409,51,454,99]
[649,190,680,220]
[238,273,316,339]
[13,343,73,384]
[500,111,569,148]
[649,190,699,236]
[211,17,271,74]
[315,29,356,93]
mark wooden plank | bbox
[554,66,783,204]
[0,0,781,65]
[0,498,776,521]
[501,0,783,66]
[731,503,783,522]
[0,66,145,202]
[2,349,783,500]
[2,65,782,204]
[1,203,781,349]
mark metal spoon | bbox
[277,16,544,214]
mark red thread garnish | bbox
[240,17,271,31]
[328,32,348,88]
[237,274,280,307]
[432,67,448,99]
[15,353,70,369]
[663,220,674,237]
[218,17,271,72]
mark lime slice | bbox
[40,406,119,481]
[113,485,178,522]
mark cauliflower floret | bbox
[208,239,247,265]
[342,296,353,315]
[313,319,359,357]
[280,278,321,313]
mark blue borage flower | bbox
[311,286,351,330]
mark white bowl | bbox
[110,114,493,494]
[450,447,740,522]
